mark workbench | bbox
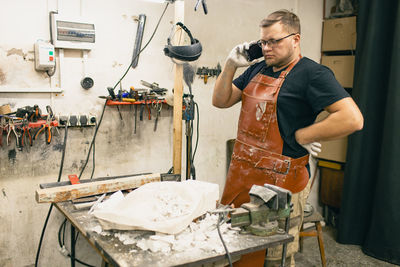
[55,201,294,267]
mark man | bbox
[213,9,363,266]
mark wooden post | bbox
[173,1,184,176]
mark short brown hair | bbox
[260,9,301,34]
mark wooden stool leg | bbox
[316,222,327,267]
[299,225,304,252]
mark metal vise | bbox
[230,184,292,237]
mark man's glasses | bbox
[257,33,297,48]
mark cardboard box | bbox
[315,111,348,163]
[0,104,11,115]
[322,16,357,51]
[321,55,355,88]
[320,167,344,208]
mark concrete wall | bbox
[0,0,323,266]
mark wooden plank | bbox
[39,173,179,189]
[173,63,183,175]
[36,173,161,203]
[39,172,152,189]
[172,1,184,176]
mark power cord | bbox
[185,74,200,180]
[35,125,68,267]
[216,213,233,267]
[57,219,94,267]
[89,121,97,180]
[190,101,200,178]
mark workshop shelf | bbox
[106,99,167,106]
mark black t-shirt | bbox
[233,57,350,158]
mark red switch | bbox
[49,56,54,61]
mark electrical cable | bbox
[58,219,67,250]
[188,100,200,180]
[57,219,95,267]
[78,100,106,180]
[35,125,68,267]
[57,212,94,266]
[89,121,97,180]
[216,213,233,267]
[192,101,200,161]
[48,11,58,77]
[46,56,57,77]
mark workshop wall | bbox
[0,0,323,266]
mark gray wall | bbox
[0,0,323,265]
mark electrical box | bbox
[51,13,95,50]
[34,41,56,71]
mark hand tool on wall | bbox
[144,94,151,120]
[7,119,19,147]
[134,104,138,134]
[194,0,208,14]
[0,116,6,147]
[153,102,162,132]
[16,127,23,151]
[140,80,168,95]
[29,105,42,122]
[139,103,144,121]
[196,63,221,84]
[34,106,56,144]
[45,107,54,144]
[131,14,146,68]
[106,87,124,120]
[19,118,32,151]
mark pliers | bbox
[0,116,6,147]
[7,119,19,147]
[19,118,32,150]
[34,106,54,144]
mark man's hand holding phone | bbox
[226,41,263,68]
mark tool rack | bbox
[0,115,59,128]
[27,119,59,128]
[105,99,166,106]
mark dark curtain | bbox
[337,0,400,265]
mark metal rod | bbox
[280,216,291,267]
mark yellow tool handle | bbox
[122,98,136,103]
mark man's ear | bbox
[293,34,301,48]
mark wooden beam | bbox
[173,63,183,175]
[36,173,161,203]
[172,1,184,176]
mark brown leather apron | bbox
[221,57,309,208]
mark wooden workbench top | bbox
[55,201,293,267]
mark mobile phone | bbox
[245,43,263,61]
